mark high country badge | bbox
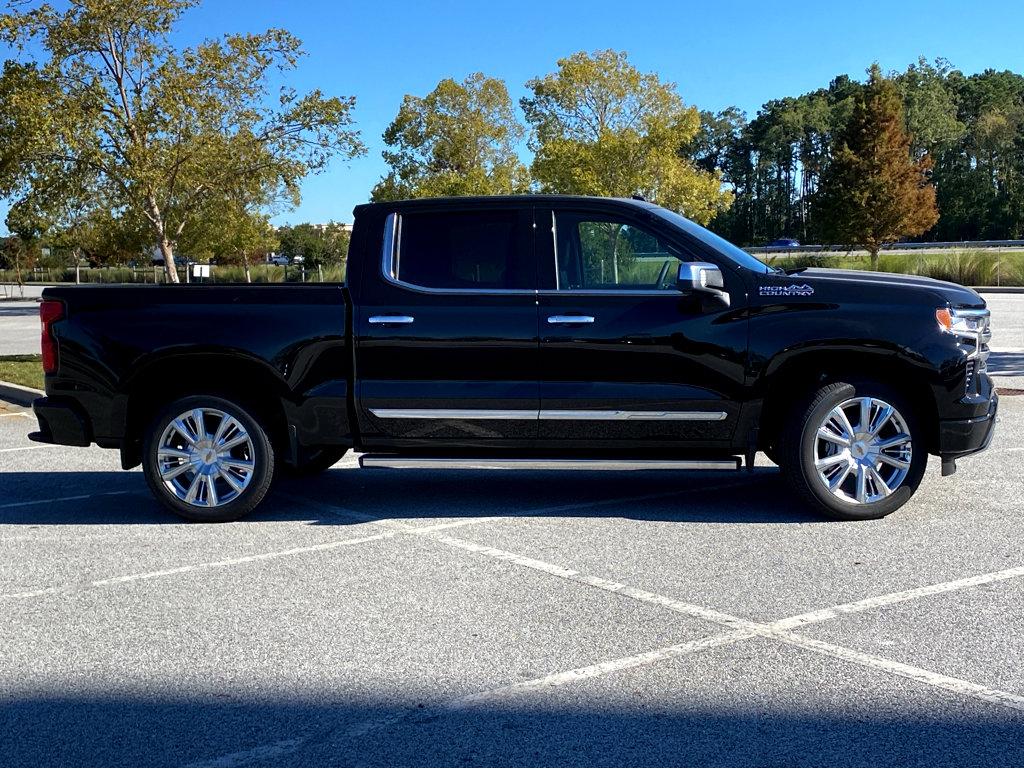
[759,284,814,297]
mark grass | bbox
[771,249,1024,286]
[0,355,43,391]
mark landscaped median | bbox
[0,355,44,405]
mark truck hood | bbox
[793,268,985,308]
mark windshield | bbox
[648,207,773,274]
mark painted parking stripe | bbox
[770,565,1024,630]
[0,490,132,509]
[0,445,52,453]
[772,630,1024,712]
[190,629,755,767]
[0,515,501,602]
[291,497,1024,713]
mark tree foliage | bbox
[372,73,528,201]
[815,65,938,266]
[0,0,364,282]
[276,221,349,269]
[521,50,731,224]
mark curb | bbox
[0,380,44,407]
[974,287,1024,294]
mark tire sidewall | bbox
[796,381,927,520]
[143,395,274,522]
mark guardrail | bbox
[748,240,1024,254]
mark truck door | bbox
[354,203,539,448]
[535,205,748,448]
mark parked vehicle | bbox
[30,196,997,522]
[266,254,289,266]
[766,238,801,248]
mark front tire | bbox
[780,381,927,520]
[142,395,275,522]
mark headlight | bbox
[935,307,989,337]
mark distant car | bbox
[267,254,289,266]
[767,238,800,248]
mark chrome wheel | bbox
[156,408,255,508]
[813,396,912,505]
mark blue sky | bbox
[3,0,1024,231]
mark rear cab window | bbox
[389,208,534,291]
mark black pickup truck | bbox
[30,195,997,522]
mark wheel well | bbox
[758,352,939,454]
[120,354,291,468]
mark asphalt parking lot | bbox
[1,291,1022,766]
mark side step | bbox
[358,456,741,471]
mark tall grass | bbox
[785,250,1024,286]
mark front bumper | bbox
[29,396,92,447]
[937,389,998,466]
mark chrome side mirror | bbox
[678,262,730,306]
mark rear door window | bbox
[396,209,533,290]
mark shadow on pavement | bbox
[0,467,823,525]
[1,693,1021,766]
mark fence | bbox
[0,262,347,286]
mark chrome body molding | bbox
[359,456,741,471]
[369,408,728,421]
[369,408,537,420]
[539,409,727,421]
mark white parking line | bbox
[0,515,502,601]
[0,445,51,453]
[0,490,131,509]
[771,565,1024,630]
[0,412,32,418]
[283,496,1024,712]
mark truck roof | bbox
[352,195,659,217]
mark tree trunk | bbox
[869,247,880,271]
[158,238,179,284]
[242,253,252,284]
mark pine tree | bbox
[817,64,939,269]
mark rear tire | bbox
[779,380,926,520]
[142,395,275,522]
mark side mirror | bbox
[677,262,730,307]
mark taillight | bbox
[39,299,64,375]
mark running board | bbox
[358,456,741,471]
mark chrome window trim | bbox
[380,211,537,297]
[370,408,727,422]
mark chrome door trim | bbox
[360,456,741,471]
[367,315,415,325]
[369,408,538,420]
[369,408,727,422]
[539,409,727,421]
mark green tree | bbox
[372,73,528,201]
[521,49,731,224]
[816,65,938,268]
[0,0,364,283]
[277,222,350,271]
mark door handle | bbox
[368,315,415,325]
[547,315,595,324]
